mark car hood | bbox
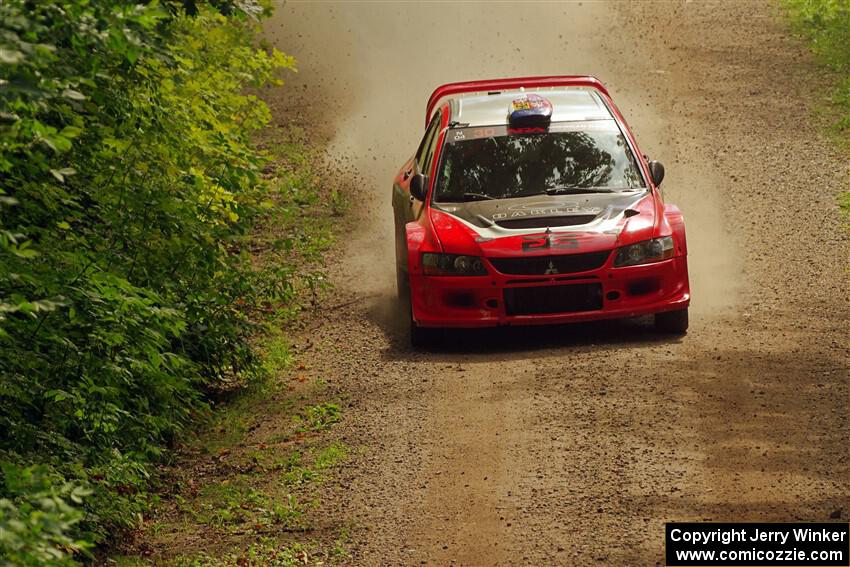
[429,191,658,258]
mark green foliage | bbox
[783,0,850,68]
[0,464,91,566]
[170,539,313,567]
[261,327,294,376]
[279,451,319,486]
[313,442,348,471]
[184,473,310,531]
[295,403,342,432]
[783,0,850,135]
[784,0,850,221]
[0,0,299,561]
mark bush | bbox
[0,0,293,561]
[0,463,91,566]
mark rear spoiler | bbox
[425,75,610,126]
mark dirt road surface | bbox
[265,2,849,565]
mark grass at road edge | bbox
[781,0,850,222]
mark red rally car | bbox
[392,76,690,346]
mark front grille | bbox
[504,283,603,316]
[489,251,610,275]
[494,215,597,229]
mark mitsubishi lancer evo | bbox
[392,76,690,346]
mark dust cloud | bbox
[264,1,740,313]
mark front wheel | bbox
[654,308,689,335]
[410,319,437,348]
[408,301,439,348]
[406,289,438,348]
[396,263,408,301]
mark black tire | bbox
[398,264,439,348]
[396,264,408,301]
[409,302,441,348]
[654,308,689,335]
[397,265,426,347]
[409,319,436,348]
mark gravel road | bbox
[265,2,849,565]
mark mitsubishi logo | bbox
[544,260,559,275]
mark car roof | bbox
[446,87,613,127]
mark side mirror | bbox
[410,172,428,201]
[648,160,665,187]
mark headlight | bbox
[422,253,487,276]
[613,236,675,267]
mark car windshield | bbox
[434,122,645,202]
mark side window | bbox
[415,112,441,175]
[421,121,442,177]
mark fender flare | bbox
[404,221,428,276]
[664,204,688,256]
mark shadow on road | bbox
[365,292,683,360]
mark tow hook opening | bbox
[627,278,661,296]
[444,291,476,308]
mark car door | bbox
[393,110,442,268]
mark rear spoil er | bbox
[425,75,611,125]
[410,255,690,328]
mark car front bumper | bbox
[410,256,690,328]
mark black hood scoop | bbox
[433,191,647,231]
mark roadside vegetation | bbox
[783,0,850,138]
[782,0,850,213]
[107,126,352,566]
[110,382,353,566]
[0,1,343,564]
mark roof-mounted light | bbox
[508,93,552,128]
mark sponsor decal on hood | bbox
[433,191,648,231]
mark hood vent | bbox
[493,214,597,230]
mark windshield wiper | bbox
[460,192,496,201]
[543,186,610,195]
